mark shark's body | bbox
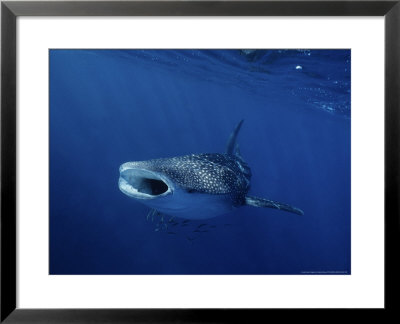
[119,121,303,219]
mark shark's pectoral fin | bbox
[245,195,304,215]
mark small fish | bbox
[197,224,207,228]
[167,232,176,235]
[146,209,155,221]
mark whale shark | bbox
[118,120,303,219]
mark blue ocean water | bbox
[49,49,350,275]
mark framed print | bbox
[1,0,399,322]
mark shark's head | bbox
[118,161,174,200]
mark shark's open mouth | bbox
[119,168,171,199]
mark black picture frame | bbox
[1,0,399,322]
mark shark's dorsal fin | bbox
[245,195,304,215]
[234,144,242,159]
[226,120,244,155]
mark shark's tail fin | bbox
[226,120,244,155]
[245,195,304,215]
